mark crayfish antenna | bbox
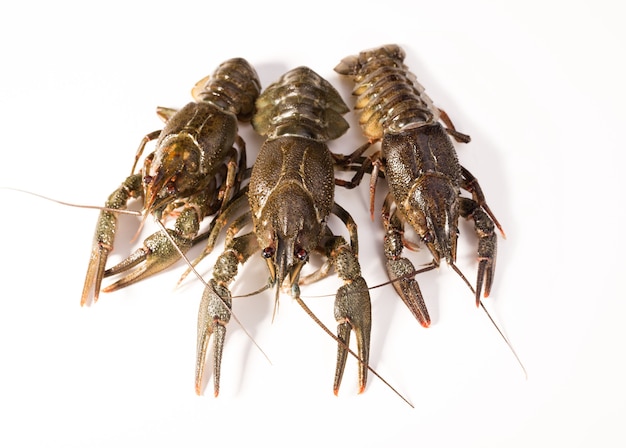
[231,284,270,299]
[0,188,142,216]
[271,286,281,323]
[479,301,528,380]
[450,262,474,294]
[451,262,527,379]
[299,264,437,300]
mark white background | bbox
[1,1,624,447]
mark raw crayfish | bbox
[193,66,373,397]
[334,44,505,327]
[81,57,261,305]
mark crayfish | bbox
[193,66,373,397]
[80,58,261,305]
[334,44,505,327]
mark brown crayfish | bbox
[81,58,261,305]
[334,44,505,327]
[193,66,373,397]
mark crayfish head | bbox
[142,137,201,214]
[254,183,324,303]
[404,173,459,266]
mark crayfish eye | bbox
[166,180,177,195]
[262,246,275,259]
[143,175,153,185]
[423,233,434,244]
[295,247,308,262]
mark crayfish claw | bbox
[102,229,192,293]
[384,229,432,327]
[334,320,351,394]
[81,174,143,305]
[332,246,371,395]
[196,279,232,397]
[104,247,149,277]
[386,257,431,327]
[333,277,371,395]
[475,256,495,306]
[460,197,498,306]
[81,242,111,306]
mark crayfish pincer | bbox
[195,66,372,397]
[335,44,505,326]
[81,58,261,305]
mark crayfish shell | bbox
[252,66,349,141]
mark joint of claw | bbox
[334,249,362,282]
[98,242,113,251]
[336,317,351,327]
[213,317,229,326]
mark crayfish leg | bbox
[437,107,471,143]
[460,166,505,238]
